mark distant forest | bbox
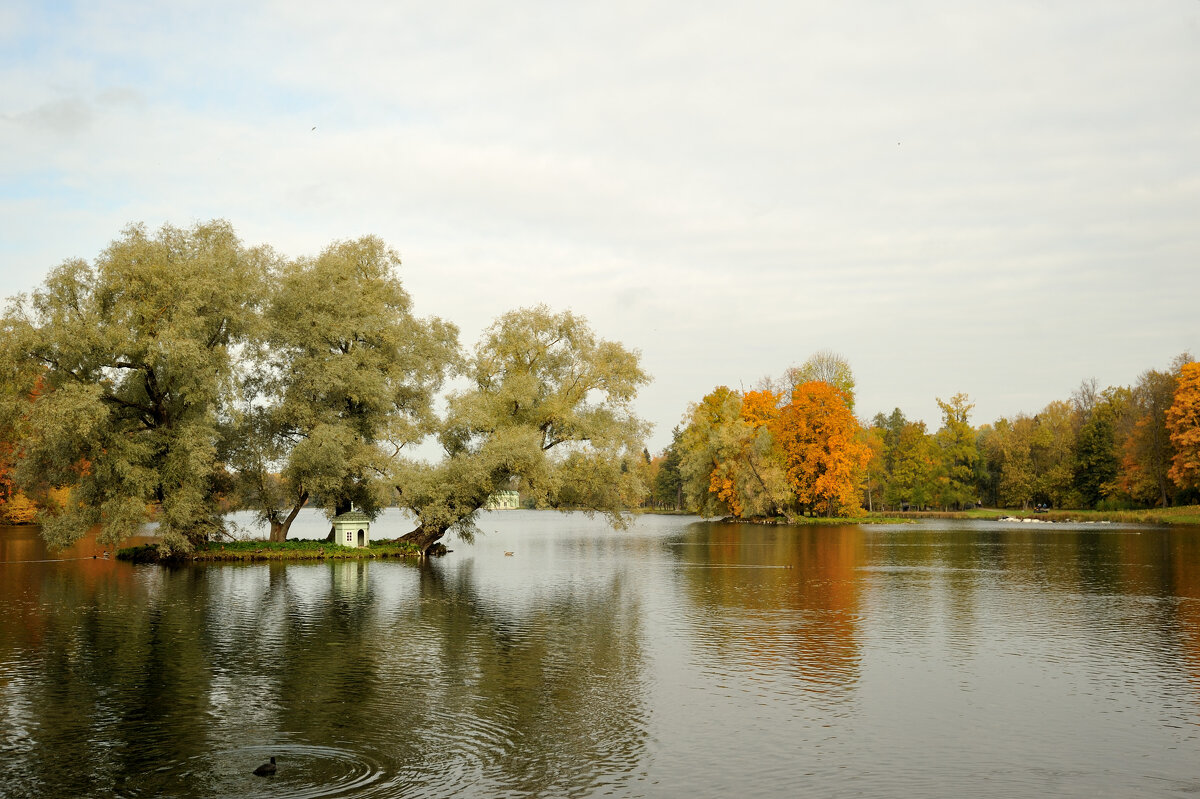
[647,351,1200,516]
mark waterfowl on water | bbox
[253,756,277,776]
[504,551,514,557]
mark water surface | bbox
[2,512,1198,797]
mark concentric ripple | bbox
[127,744,389,799]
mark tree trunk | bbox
[399,524,449,557]
[268,493,308,542]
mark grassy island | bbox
[117,538,424,564]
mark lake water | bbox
[1,511,1199,798]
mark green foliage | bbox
[651,426,684,510]
[1029,401,1079,508]
[4,224,651,554]
[872,408,907,474]
[1096,496,1138,512]
[995,417,1035,508]
[974,403,1080,510]
[1074,410,1118,508]
[6,221,267,552]
[394,305,650,547]
[884,420,936,509]
[677,386,750,517]
[933,393,978,509]
[678,387,732,515]
[228,236,457,539]
[865,409,907,510]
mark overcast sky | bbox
[2,1,1197,450]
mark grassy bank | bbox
[118,538,423,564]
[716,514,919,526]
[864,506,1200,525]
[1005,506,1200,525]
[698,504,1200,527]
[861,509,1002,521]
[790,515,912,525]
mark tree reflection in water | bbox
[674,522,865,704]
[0,537,648,799]
[4,518,1200,798]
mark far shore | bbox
[874,506,1200,525]
[648,504,1200,526]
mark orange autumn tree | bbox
[1167,361,1200,492]
[772,381,871,516]
[741,389,781,428]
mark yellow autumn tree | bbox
[0,372,46,525]
[1167,361,1200,492]
[677,387,791,518]
[772,381,871,516]
[1,491,38,524]
[678,387,747,516]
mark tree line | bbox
[647,352,1200,517]
[2,221,1197,543]
[0,221,649,554]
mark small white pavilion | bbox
[331,510,372,548]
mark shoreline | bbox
[876,506,1200,525]
[117,539,424,564]
[641,504,1200,526]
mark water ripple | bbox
[131,744,388,799]
[3,517,1200,798]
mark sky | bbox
[2,0,1198,451]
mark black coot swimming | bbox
[253,756,277,776]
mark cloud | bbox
[1,1,1198,446]
[6,97,92,135]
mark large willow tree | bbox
[394,306,650,555]
[227,237,458,541]
[4,221,267,552]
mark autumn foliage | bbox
[677,377,870,519]
[0,376,44,524]
[0,442,24,523]
[741,389,781,428]
[1167,362,1200,491]
[772,382,871,516]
